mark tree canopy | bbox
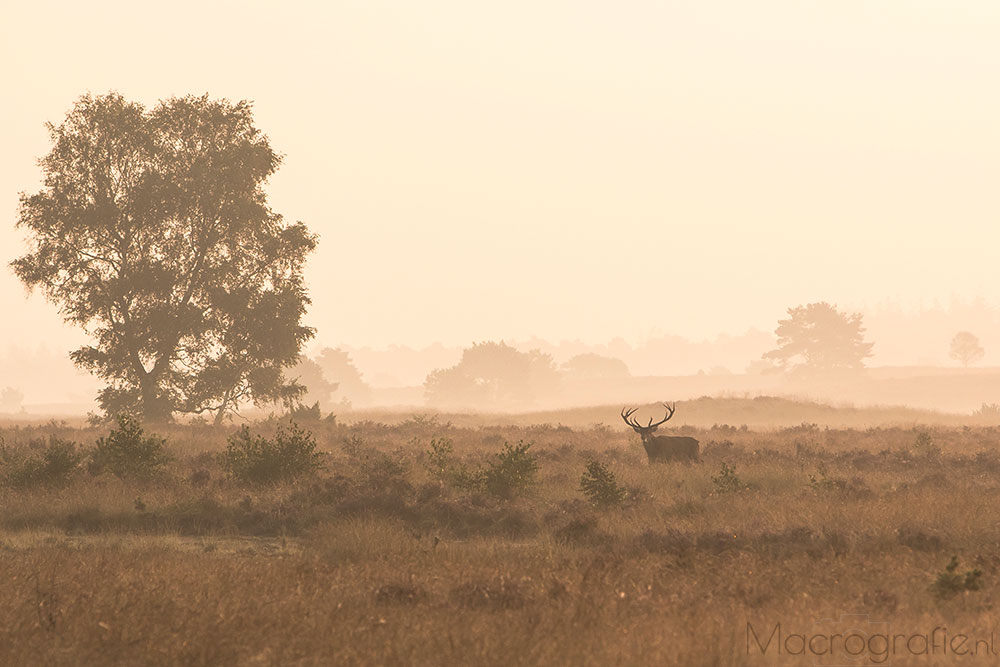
[12,93,317,422]
[763,302,874,375]
[425,341,559,409]
[284,357,338,409]
[314,348,372,407]
[950,332,985,367]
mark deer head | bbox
[620,402,676,444]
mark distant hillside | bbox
[366,367,1000,414]
[342,395,990,429]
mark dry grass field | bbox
[2,399,1000,666]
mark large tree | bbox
[12,93,317,423]
[763,302,874,375]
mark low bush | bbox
[711,463,745,494]
[2,436,82,488]
[423,437,464,484]
[912,431,941,459]
[426,439,539,500]
[222,422,321,485]
[476,441,539,500]
[90,415,169,479]
[930,556,982,598]
[579,459,626,508]
[355,450,413,497]
[287,401,323,421]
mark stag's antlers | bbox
[621,403,676,430]
[621,406,640,428]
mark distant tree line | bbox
[9,95,992,421]
[284,347,372,410]
[423,342,630,409]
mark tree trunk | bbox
[139,372,172,423]
[213,388,234,426]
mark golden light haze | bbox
[2,0,998,352]
[3,6,1000,661]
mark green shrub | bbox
[3,436,82,487]
[711,463,745,494]
[424,439,539,500]
[355,449,413,497]
[807,463,843,491]
[341,434,367,458]
[288,401,323,421]
[403,413,451,433]
[912,431,941,459]
[579,459,626,508]
[223,422,321,485]
[423,437,477,488]
[931,556,982,599]
[424,437,456,480]
[90,415,169,479]
[477,441,539,500]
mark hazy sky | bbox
[2,0,998,351]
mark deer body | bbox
[637,432,700,463]
[622,403,700,463]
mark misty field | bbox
[2,402,1000,666]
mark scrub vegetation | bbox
[2,400,1000,665]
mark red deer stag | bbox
[621,402,699,463]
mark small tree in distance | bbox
[763,302,874,376]
[950,332,985,368]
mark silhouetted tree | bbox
[763,302,873,375]
[950,332,984,368]
[315,348,372,406]
[425,341,559,408]
[284,357,338,410]
[11,93,317,422]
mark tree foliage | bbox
[12,93,317,422]
[90,414,169,479]
[949,332,984,368]
[284,357,338,409]
[314,347,372,407]
[222,422,321,485]
[579,459,627,508]
[424,341,559,409]
[763,302,874,375]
